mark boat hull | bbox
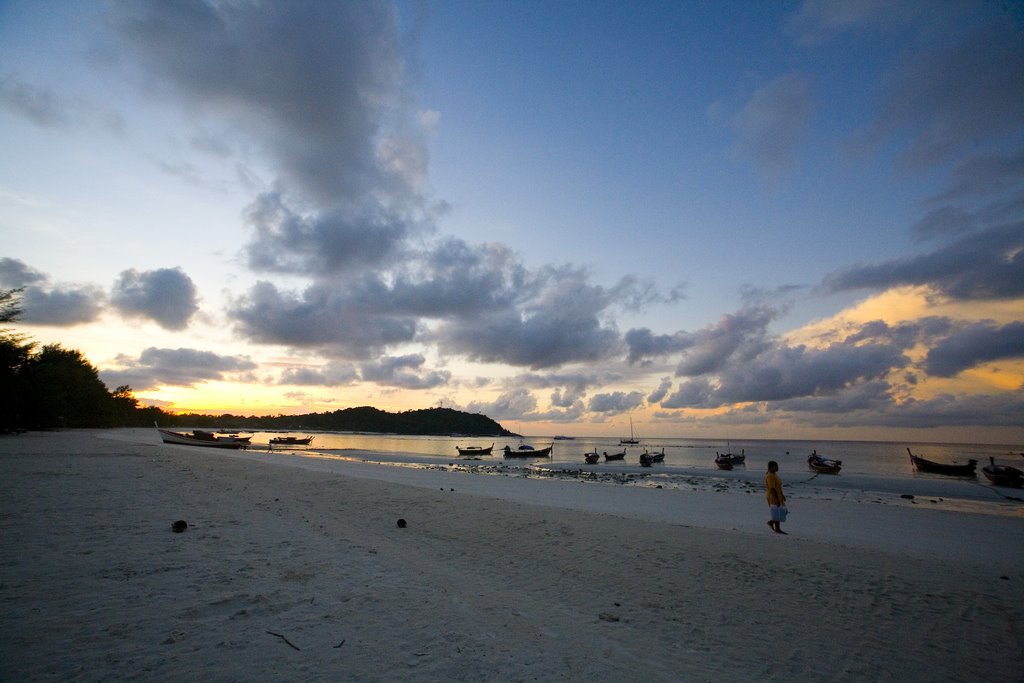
[907,449,977,477]
[457,444,493,455]
[503,445,553,458]
[157,428,247,449]
[270,436,314,446]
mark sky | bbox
[1,0,1023,443]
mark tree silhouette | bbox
[19,345,114,428]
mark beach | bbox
[2,430,1022,681]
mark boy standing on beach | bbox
[765,460,787,534]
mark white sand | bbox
[1,429,1022,681]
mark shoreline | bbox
[2,430,1023,681]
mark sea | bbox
[220,431,1020,479]
[194,430,1024,516]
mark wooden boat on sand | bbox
[603,449,627,462]
[457,443,494,456]
[907,448,977,477]
[157,426,248,449]
[982,457,1024,488]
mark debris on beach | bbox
[396,518,407,528]
[171,520,188,533]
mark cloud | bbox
[785,0,934,45]
[0,72,73,128]
[929,147,1024,204]
[674,305,778,376]
[727,73,812,179]
[435,265,623,369]
[624,328,693,365]
[865,19,1024,168]
[587,391,645,414]
[228,280,418,359]
[359,354,450,389]
[279,362,359,387]
[110,267,199,330]
[0,258,47,287]
[465,388,538,422]
[0,258,104,325]
[110,1,413,207]
[657,312,928,409]
[823,221,1024,300]
[20,286,105,326]
[924,321,1024,377]
[242,191,413,276]
[102,347,257,390]
[777,390,1024,430]
[647,377,672,404]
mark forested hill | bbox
[172,406,515,437]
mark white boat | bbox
[156,426,248,449]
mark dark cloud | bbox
[664,338,908,409]
[823,221,1024,300]
[624,328,693,365]
[661,378,715,409]
[0,72,72,128]
[781,390,1024,430]
[242,192,413,276]
[924,321,1024,377]
[767,380,895,415]
[228,281,418,359]
[867,19,1024,168]
[929,147,1024,204]
[587,391,644,414]
[110,267,199,330]
[20,286,105,326]
[102,347,257,390]
[647,377,672,404]
[358,354,450,389]
[0,258,104,325]
[110,1,409,207]
[911,205,977,242]
[465,389,537,422]
[674,305,777,376]
[436,266,622,369]
[862,392,1024,429]
[279,362,358,387]
[0,257,47,287]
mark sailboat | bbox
[620,417,640,445]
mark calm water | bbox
[231,431,1022,482]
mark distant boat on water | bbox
[620,417,640,445]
